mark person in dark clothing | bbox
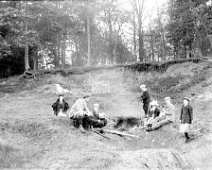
[179,97,193,143]
[52,94,69,116]
[85,103,107,129]
[139,84,151,118]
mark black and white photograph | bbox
[0,0,212,169]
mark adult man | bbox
[148,97,175,131]
[69,94,92,132]
[180,97,193,143]
[139,84,151,118]
[52,94,69,116]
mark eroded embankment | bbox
[0,60,212,169]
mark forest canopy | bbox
[0,0,212,78]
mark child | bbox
[180,97,193,143]
[52,94,69,117]
[139,84,151,118]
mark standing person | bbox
[139,84,151,118]
[149,97,175,131]
[180,97,193,143]
[69,94,92,132]
[52,94,69,116]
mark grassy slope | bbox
[0,60,212,169]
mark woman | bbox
[144,100,160,130]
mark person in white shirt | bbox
[69,94,92,132]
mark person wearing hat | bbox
[144,100,160,130]
[85,103,108,129]
[139,84,151,118]
[148,97,176,131]
[69,94,92,132]
[52,94,70,116]
[180,97,193,143]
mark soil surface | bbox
[0,61,212,170]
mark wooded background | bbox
[0,0,212,78]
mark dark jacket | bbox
[148,108,160,119]
[140,91,150,105]
[180,104,193,124]
[52,99,69,116]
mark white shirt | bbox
[69,98,91,117]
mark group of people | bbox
[139,84,193,143]
[52,94,107,132]
[51,83,194,143]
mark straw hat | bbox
[140,84,146,89]
[164,97,171,101]
[183,97,190,102]
[98,113,105,118]
[150,100,158,106]
[93,103,99,107]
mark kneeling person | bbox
[69,95,92,132]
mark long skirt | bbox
[179,123,190,133]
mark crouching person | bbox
[149,97,175,131]
[87,103,107,129]
[52,94,69,116]
[69,95,92,133]
[144,100,160,130]
[180,97,193,143]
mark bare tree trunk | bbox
[138,15,145,62]
[87,1,91,66]
[133,11,137,56]
[33,56,38,71]
[24,19,30,70]
[132,0,145,62]
[156,0,165,61]
[149,23,155,62]
[62,38,65,69]
[56,34,60,68]
[150,33,155,62]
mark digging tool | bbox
[90,129,112,140]
[102,129,140,139]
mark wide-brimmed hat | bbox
[140,84,146,89]
[183,97,190,102]
[93,103,99,107]
[150,100,158,106]
[98,113,105,118]
[164,97,171,101]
